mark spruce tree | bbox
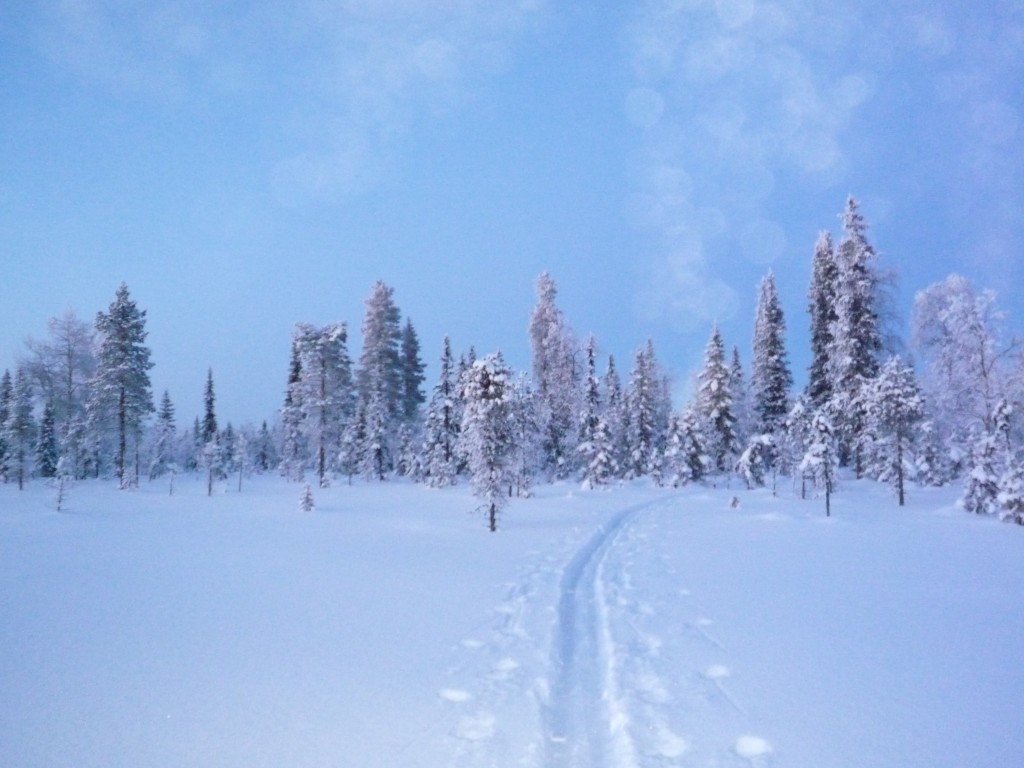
[861,356,925,505]
[0,369,12,481]
[829,197,885,473]
[750,270,793,437]
[254,420,276,473]
[961,404,1008,516]
[623,340,669,480]
[508,373,540,498]
[280,339,305,481]
[695,326,738,476]
[399,319,426,424]
[422,336,460,487]
[460,352,515,532]
[806,231,838,408]
[529,272,581,480]
[5,367,36,489]
[357,280,403,427]
[89,283,154,488]
[295,322,353,488]
[149,390,176,480]
[577,336,604,488]
[602,355,627,478]
[202,369,217,445]
[37,399,59,479]
[361,391,391,481]
[800,409,839,516]
[728,346,748,446]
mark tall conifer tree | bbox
[807,231,838,407]
[695,326,737,475]
[751,270,793,436]
[528,272,580,479]
[89,283,154,488]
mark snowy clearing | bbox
[1,476,1022,767]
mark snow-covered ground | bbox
[2,475,1022,767]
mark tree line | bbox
[2,197,1022,528]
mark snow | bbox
[2,475,1023,767]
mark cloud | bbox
[36,0,546,202]
[626,0,877,331]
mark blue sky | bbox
[1,0,1022,426]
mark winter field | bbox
[1,476,1022,768]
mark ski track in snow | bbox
[440,495,776,767]
[543,499,659,768]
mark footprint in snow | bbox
[704,664,730,679]
[650,724,688,758]
[456,712,496,741]
[489,657,519,680]
[439,688,473,703]
[735,735,772,759]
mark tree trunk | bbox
[118,387,127,487]
[896,428,905,507]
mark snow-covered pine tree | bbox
[4,367,36,489]
[663,411,702,488]
[861,356,925,506]
[399,318,426,425]
[528,272,581,480]
[800,408,839,516]
[295,322,353,488]
[828,197,885,473]
[88,283,154,488]
[623,340,669,480]
[149,390,176,480]
[219,423,236,481]
[728,346,749,447]
[356,281,403,467]
[394,421,421,480]
[201,368,224,482]
[421,336,460,488]
[602,355,627,479]
[280,338,305,481]
[37,399,59,479]
[508,373,540,498]
[202,368,217,445]
[960,403,1009,516]
[338,402,366,485]
[299,483,315,512]
[807,231,838,408]
[998,458,1024,525]
[736,434,772,490]
[695,326,738,477]
[361,390,392,481]
[185,417,201,473]
[577,336,606,489]
[912,420,950,487]
[0,370,10,481]
[781,395,813,496]
[254,420,276,473]
[750,270,793,439]
[583,411,617,489]
[460,352,516,532]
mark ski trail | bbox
[543,498,665,768]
